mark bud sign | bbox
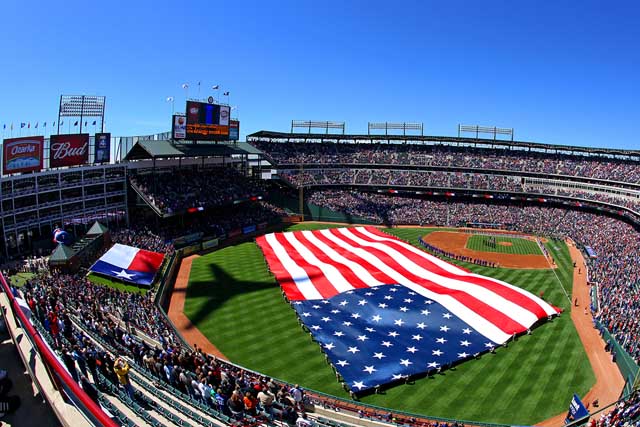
[49,134,89,168]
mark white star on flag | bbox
[443,313,452,319]
[394,319,405,326]
[412,334,423,341]
[378,303,388,309]
[302,312,311,317]
[347,346,360,354]
[399,359,412,367]
[432,349,443,356]
[436,337,447,344]
[406,346,418,353]
[373,352,386,359]
[333,331,344,337]
[113,269,135,280]
[416,322,427,329]
[463,328,473,334]
[311,325,321,330]
[421,309,431,316]
[352,381,366,390]
[324,342,336,350]
[388,331,399,338]
[381,341,393,347]
[358,299,367,306]
[356,335,369,342]
[400,307,409,312]
[363,366,377,374]
[321,317,331,322]
[458,352,469,359]
[336,360,349,367]
[460,340,471,347]
[427,362,439,368]
[440,325,450,332]
[371,315,382,322]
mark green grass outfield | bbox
[184,224,594,425]
[465,234,543,255]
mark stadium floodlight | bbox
[58,95,106,134]
[291,120,346,135]
[458,124,514,141]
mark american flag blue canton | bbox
[292,284,492,393]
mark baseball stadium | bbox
[1,3,639,427]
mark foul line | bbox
[538,238,571,304]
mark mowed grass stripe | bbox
[184,225,594,424]
[466,234,543,255]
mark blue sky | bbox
[0,0,639,148]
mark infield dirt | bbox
[422,231,551,269]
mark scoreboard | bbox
[185,100,231,140]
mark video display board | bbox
[2,136,44,175]
[172,114,186,139]
[49,134,89,168]
[185,100,230,140]
[94,133,111,163]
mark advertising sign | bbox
[172,114,186,139]
[49,134,89,168]
[229,120,240,140]
[2,136,44,175]
[94,133,111,163]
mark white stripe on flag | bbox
[264,233,323,300]
[98,244,139,269]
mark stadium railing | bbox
[0,273,119,427]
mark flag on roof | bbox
[89,243,164,286]
[256,227,560,393]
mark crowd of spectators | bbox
[111,227,175,255]
[282,169,523,192]
[130,167,267,215]
[250,140,640,183]
[591,390,640,427]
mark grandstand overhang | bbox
[124,139,249,161]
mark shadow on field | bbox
[185,262,283,327]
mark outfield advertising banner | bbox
[2,136,44,175]
[94,133,111,163]
[201,238,219,250]
[49,134,89,168]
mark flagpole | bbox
[197,81,201,99]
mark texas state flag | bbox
[89,244,164,286]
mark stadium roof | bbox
[247,130,640,158]
[125,140,249,160]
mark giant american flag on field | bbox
[255,226,560,393]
